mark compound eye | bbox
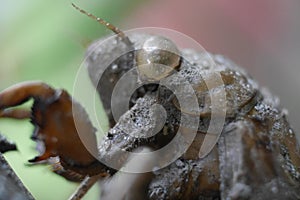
[136,36,181,81]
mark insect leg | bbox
[69,175,102,200]
[0,81,55,109]
[0,109,31,119]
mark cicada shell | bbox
[85,32,300,199]
[0,4,298,200]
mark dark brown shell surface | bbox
[29,89,109,177]
[86,33,300,199]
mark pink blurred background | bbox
[125,0,300,141]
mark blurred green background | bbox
[0,0,142,199]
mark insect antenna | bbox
[71,3,132,46]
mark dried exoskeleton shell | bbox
[0,4,298,199]
[86,32,300,199]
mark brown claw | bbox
[0,109,31,119]
[28,151,54,163]
[0,81,55,109]
[0,81,52,120]
[0,81,110,178]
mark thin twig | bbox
[68,174,102,200]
